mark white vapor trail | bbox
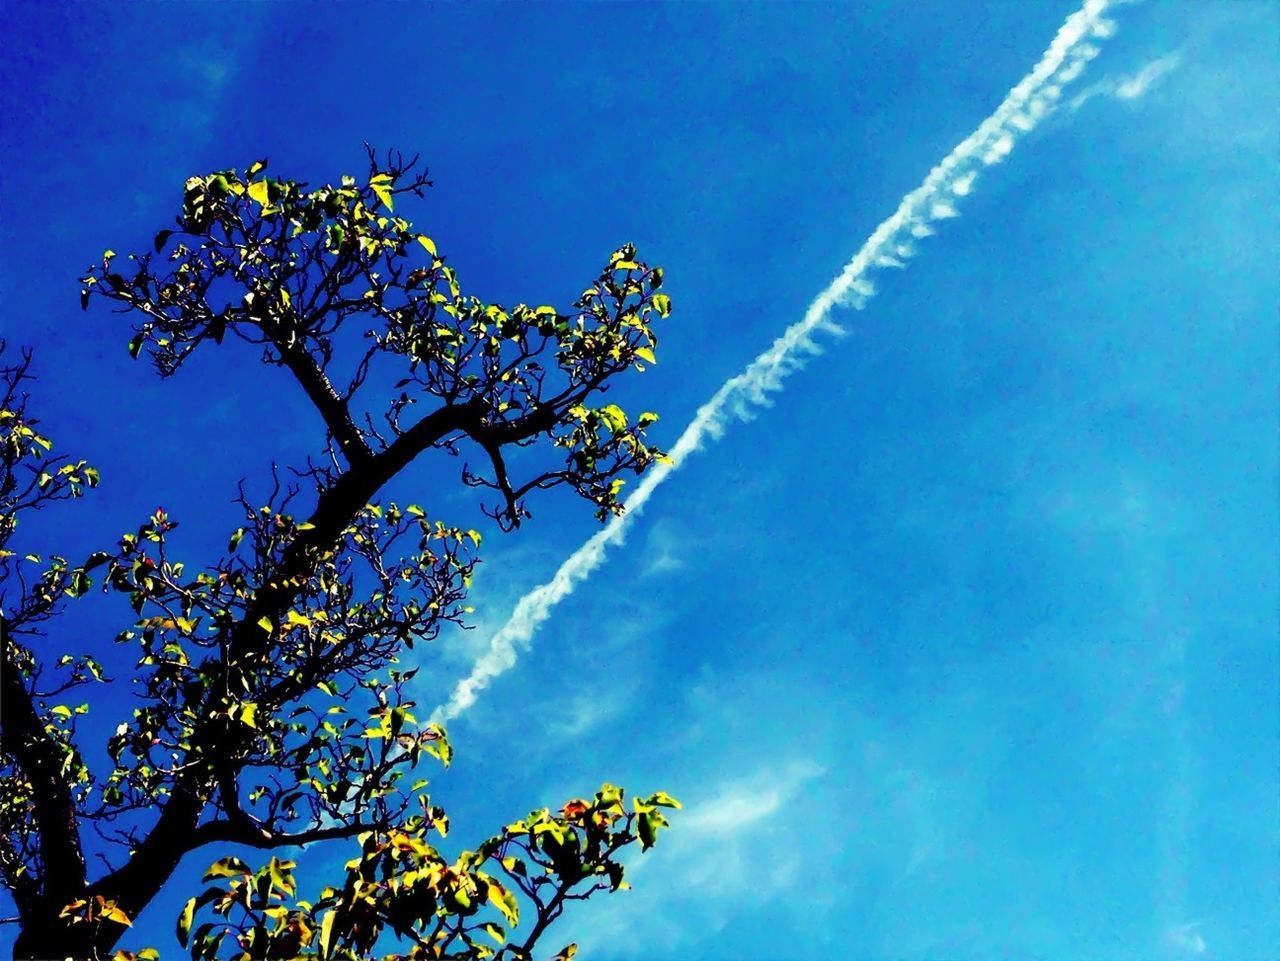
[433,0,1117,724]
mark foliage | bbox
[0,148,677,960]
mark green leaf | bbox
[599,404,627,433]
[424,723,453,767]
[246,158,268,177]
[50,705,73,719]
[128,333,145,359]
[637,809,669,851]
[228,528,245,552]
[651,293,672,317]
[153,229,174,253]
[67,569,91,597]
[267,857,297,897]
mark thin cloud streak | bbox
[1070,51,1182,109]
[1115,52,1181,100]
[432,0,1117,724]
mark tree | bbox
[0,149,680,961]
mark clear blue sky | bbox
[2,1,1276,958]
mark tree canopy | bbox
[0,149,679,961]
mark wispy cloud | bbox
[680,759,825,837]
[432,0,1118,724]
[640,520,688,578]
[1116,53,1182,99]
[544,691,627,741]
[1166,922,1207,954]
[1071,51,1182,109]
[566,759,828,954]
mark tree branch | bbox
[275,342,373,468]
[83,399,484,920]
[187,817,377,850]
[0,619,88,909]
[0,834,38,917]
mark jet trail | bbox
[433,0,1117,724]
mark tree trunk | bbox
[12,906,102,961]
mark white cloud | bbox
[566,759,829,954]
[640,520,688,577]
[681,759,825,837]
[545,692,626,741]
[431,0,1117,725]
[1165,921,1207,954]
[1115,53,1182,100]
[951,171,978,197]
[1071,51,1182,109]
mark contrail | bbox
[433,0,1117,724]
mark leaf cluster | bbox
[1,151,681,960]
[172,786,679,961]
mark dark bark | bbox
[2,619,92,960]
[274,343,373,468]
[8,397,549,960]
[12,910,97,961]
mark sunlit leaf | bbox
[247,180,270,206]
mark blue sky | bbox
[2,1,1277,958]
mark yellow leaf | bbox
[318,909,337,959]
[247,180,270,206]
[486,878,519,927]
[101,903,132,927]
[177,897,195,946]
[417,235,437,256]
[634,346,657,365]
[371,180,394,210]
